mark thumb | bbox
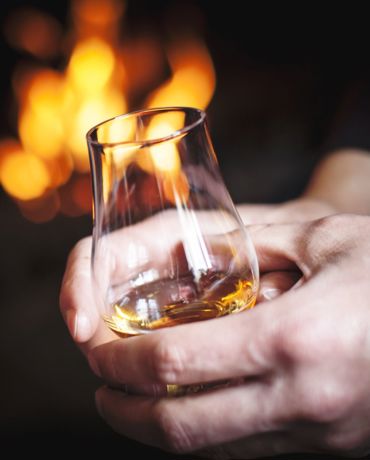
[59,237,100,345]
[248,221,311,275]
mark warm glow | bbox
[0,1,215,222]
[46,154,74,188]
[162,171,189,205]
[102,156,112,203]
[98,115,135,144]
[26,70,67,115]
[18,70,66,160]
[18,191,60,223]
[65,35,127,172]
[0,138,21,173]
[0,150,50,200]
[146,38,216,110]
[67,38,115,94]
[139,36,215,200]
[19,106,63,159]
[136,116,189,204]
[72,0,125,28]
[3,8,62,59]
[150,140,180,173]
[105,145,137,173]
[71,174,92,213]
[66,90,127,172]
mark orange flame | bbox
[65,37,127,172]
[139,36,215,203]
[0,0,215,222]
[19,70,66,160]
[0,148,51,201]
[146,37,216,110]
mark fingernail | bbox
[66,309,78,339]
[261,288,281,300]
[88,352,102,378]
[75,312,92,343]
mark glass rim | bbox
[86,106,207,148]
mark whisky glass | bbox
[87,107,259,394]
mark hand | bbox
[59,211,300,354]
[87,214,370,458]
[237,196,338,225]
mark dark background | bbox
[1,1,370,458]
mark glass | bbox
[87,106,259,395]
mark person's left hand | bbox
[237,196,338,225]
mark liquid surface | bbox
[104,271,256,336]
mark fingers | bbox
[249,215,369,276]
[87,291,297,387]
[248,221,311,275]
[258,270,301,302]
[59,237,99,344]
[94,381,294,454]
[236,204,276,225]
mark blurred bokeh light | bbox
[0,0,215,223]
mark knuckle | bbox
[272,318,309,364]
[152,401,193,453]
[274,314,339,365]
[300,215,348,266]
[277,318,359,425]
[303,214,365,263]
[300,379,353,423]
[150,334,185,383]
[307,214,346,238]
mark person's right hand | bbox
[86,214,370,458]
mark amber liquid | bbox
[104,271,256,396]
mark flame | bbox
[162,171,189,206]
[136,116,189,206]
[72,0,125,38]
[0,1,215,222]
[0,148,51,200]
[66,87,127,172]
[146,37,216,110]
[19,70,66,160]
[67,38,115,93]
[140,36,215,203]
[3,7,62,59]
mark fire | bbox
[0,148,50,200]
[0,0,215,222]
[141,36,215,203]
[146,37,216,110]
[19,70,66,160]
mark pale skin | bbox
[59,149,370,458]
